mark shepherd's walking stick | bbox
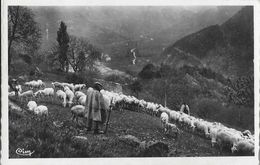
[104,99,113,134]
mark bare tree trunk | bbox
[8,39,13,67]
[8,7,20,69]
[65,60,69,73]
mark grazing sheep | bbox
[52,82,64,91]
[34,105,48,117]
[18,90,34,102]
[165,123,180,137]
[62,83,75,92]
[42,88,55,97]
[74,84,86,91]
[194,119,210,138]
[56,90,67,107]
[37,80,45,88]
[160,112,169,132]
[216,130,241,151]
[24,80,36,89]
[34,88,54,101]
[180,115,196,132]
[27,101,37,112]
[71,105,86,124]
[231,139,254,155]
[208,125,221,147]
[75,91,86,99]
[102,94,113,110]
[78,95,86,105]
[65,88,74,107]
[25,80,44,89]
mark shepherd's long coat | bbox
[84,88,106,122]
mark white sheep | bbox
[42,88,55,97]
[102,94,112,110]
[24,80,36,89]
[37,80,45,88]
[215,130,242,151]
[231,139,254,155]
[180,114,196,132]
[74,84,86,91]
[165,123,180,136]
[52,82,64,91]
[75,91,86,99]
[65,88,74,107]
[34,105,48,117]
[78,95,86,105]
[18,90,34,102]
[34,88,54,101]
[160,112,169,132]
[56,90,67,107]
[208,125,221,147]
[169,110,181,123]
[62,83,75,92]
[25,80,43,89]
[27,101,37,112]
[71,105,86,124]
[194,119,210,138]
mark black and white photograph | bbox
[1,0,259,164]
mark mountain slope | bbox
[163,6,253,77]
[31,6,241,72]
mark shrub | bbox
[65,73,85,84]
[193,98,254,131]
[104,74,127,84]
[138,63,160,79]
[195,98,222,119]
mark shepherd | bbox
[180,102,190,115]
[84,82,107,134]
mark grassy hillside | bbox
[9,96,232,158]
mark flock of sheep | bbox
[8,79,255,155]
[96,90,255,155]
[8,80,87,117]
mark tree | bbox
[224,75,254,124]
[225,75,254,107]
[57,21,70,72]
[8,6,41,69]
[86,47,102,71]
[67,35,101,73]
[138,63,160,79]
